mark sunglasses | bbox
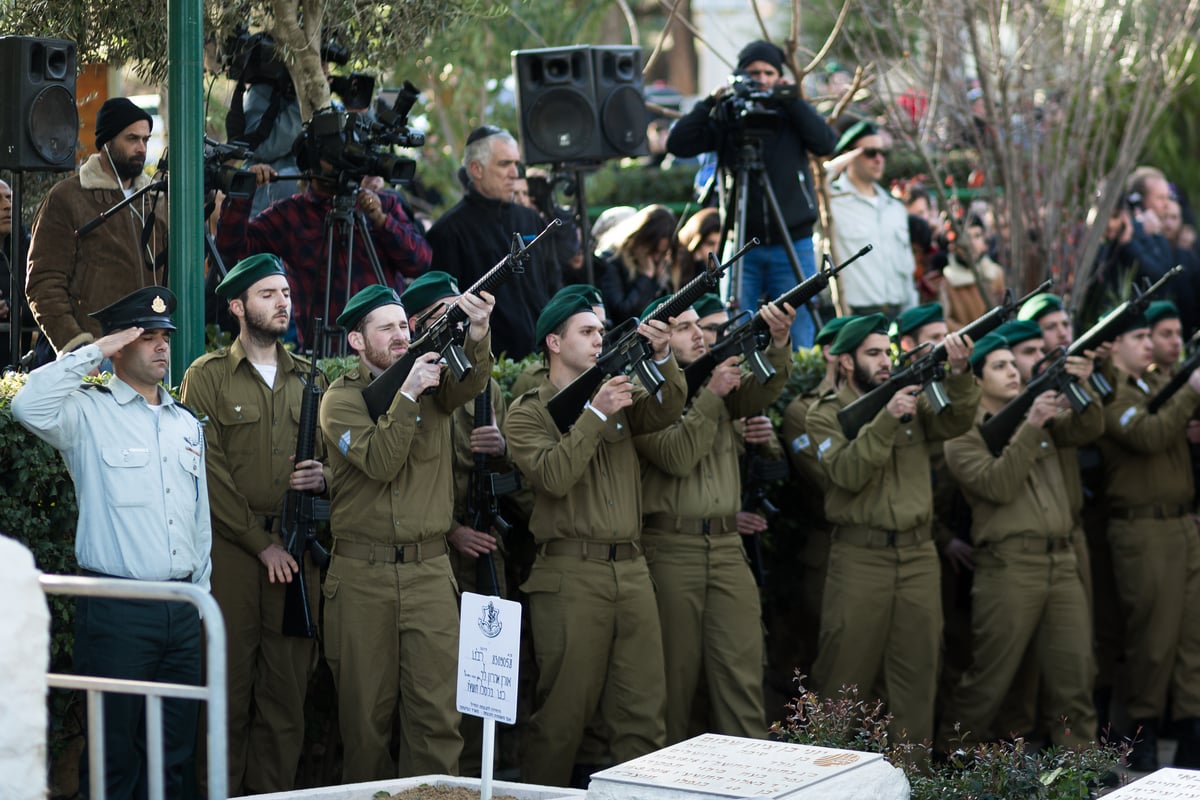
[861,148,889,159]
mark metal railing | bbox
[40,575,228,800]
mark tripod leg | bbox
[354,212,390,286]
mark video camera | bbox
[295,81,426,190]
[156,138,258,199]
[711,71,797,138]
[220,24,372,108]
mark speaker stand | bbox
[7,172,27,370]
[552,160,603,287]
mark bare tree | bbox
[827,0,1200,310]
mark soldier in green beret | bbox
[804,315,979,747]
[503,293,686,785]
[318,283,497,781]
[934,333,1100,752]
[780,315,856,674]
[692,293,729,346]
[180,253,330,794]
[891,302,947,353]
[1017,292,1072,351]
[1147,300,1183,377]
[635,297,795,744]
[509,284,609,399]
[1096,310,1200,770]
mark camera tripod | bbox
[319,188,388,356]
[715,137,821,330]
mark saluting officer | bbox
[804,313,978,746]
[503,291,686,786]
[180,253,328,794]
[635,294,795,744]
[318,283,496,781]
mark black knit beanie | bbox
[94,97,154,150]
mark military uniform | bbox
[780,375,836,677]
[319,332,492,781]
[936,401,1101,751]
[504,357,686,786]
[1098,369,1200,749]
[635,341,791,744]
[180,339,326,793]
[804,372,979,744]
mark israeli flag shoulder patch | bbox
[1118,406,1137,429]
[817,437,833,461]
[791,433,811,454]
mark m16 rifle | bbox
[362,219,561,421]
[466,383,521,596]
[684,245,873,400]
[837,280,1052,440]
[1148,330,1200,414]
[281,320,332,639]
[740,447,788,587]
[546,240,759,433]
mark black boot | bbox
[1174,718,1200,768]
[1129,718,1160,773]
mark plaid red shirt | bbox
[216,186,430,346]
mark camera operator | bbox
[667,41,837,349]
[215,127,431,350]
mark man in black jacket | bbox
[667,40,837,348]
[426,126,561,360]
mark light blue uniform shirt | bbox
[12,344,213,589]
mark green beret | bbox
[337,284,402,331]
[829,313,888,355]
[401,271,460,316]
[1016,293,1064,323]
[215,253,288,300]
[890,303,944,340]
[559,283,605,309]
[693,293,726,320]
[995,319,1043,347]
[815,315,857,347]
[835,119,878,155]
[969,332,1011,370]
[1104,307,1149,337]
[1146,300,1180,328]
[89,286,177,334]
[535,291,595,347]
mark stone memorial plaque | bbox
[588,734,886,799]
[1102,767,1200,798]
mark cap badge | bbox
[151,295,167,313]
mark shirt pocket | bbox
[100,447,152,507]
[409,413,441,462]
[602,413,631,444]
[215,402,262,458]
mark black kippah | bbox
[466,125,505,146]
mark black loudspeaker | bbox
[0,36,78,171]
[513,45,648,165]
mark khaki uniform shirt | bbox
[782,375,836,525]
[946,400,1104,545]
[805,371,980,531]
[636,343,792,517]
[1098,369,1200,509]
[319,333,493,544]
[180,339,329,556]
[504,357,686,542]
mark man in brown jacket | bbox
[27,98,168,354]
[805,313,978,746]
[318,283,495,781]
[504,291,685,786]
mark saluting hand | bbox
[458,291,496,341]
[592,374,635,417]
[401,351,443,398]
[257,542,299,583]
[96,327,145,358]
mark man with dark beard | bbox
[27,98,169,355]
[180,253,328,795]
[318,282,495,781]
[805,313,978,749]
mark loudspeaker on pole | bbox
[0,36,78,172]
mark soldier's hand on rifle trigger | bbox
[1063,355,1093,383]
[736,511,769,535]
[458,291,496,341]
[741,415,775,444]
[593,374,635,417]
[944,331,973,374]
[638,318,672,360]
[1091,342,1113,363]
[470,424,506,457]
[887,387,920,419]
[289,457,326,493]
[707,357,742,397]
[401,351,443,397]
[1027,391,1061,428]
[257,543,298,583]
[448,524,498,557]
[761,301,796,349]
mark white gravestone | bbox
[587,734,909,800]
[1101,767,1200,798]
[0,536,50,800]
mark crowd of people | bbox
[6,36,1200,800]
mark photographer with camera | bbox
[216,108,431,350]
[26,98,169,357]
[666,41,837,349]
